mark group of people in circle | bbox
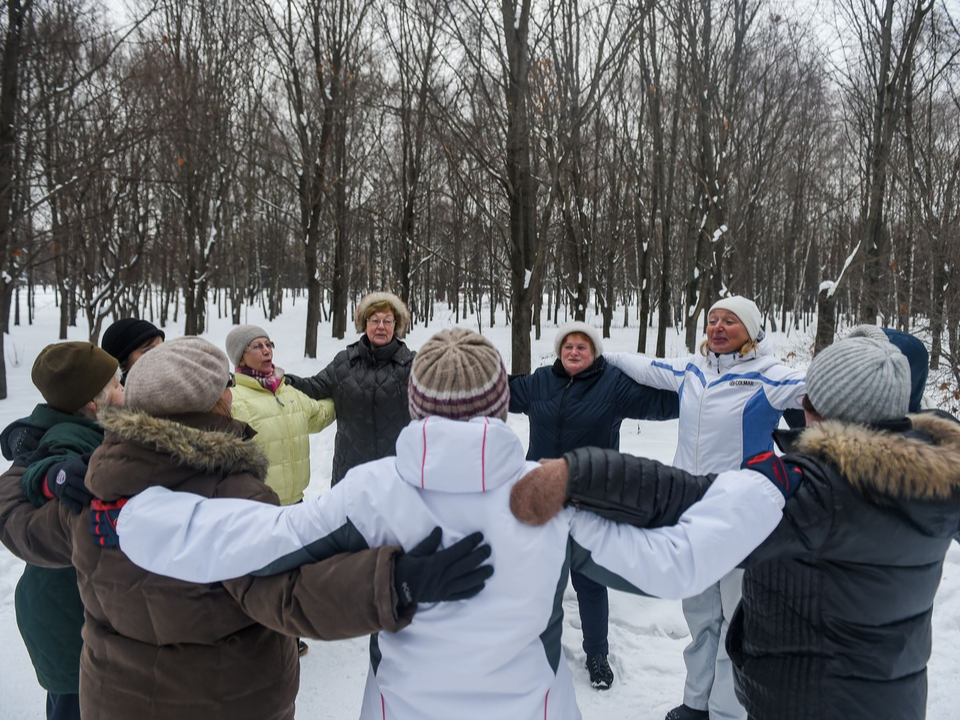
[1,289,957,720]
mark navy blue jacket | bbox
[509,356,680,461]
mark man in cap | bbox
[0,341,123,720]
[510,335,960,720]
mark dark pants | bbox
[47,692,81,720]
[571,570,609,656]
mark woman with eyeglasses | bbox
[225,325,335,508]
[286,292,414,485]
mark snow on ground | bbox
[1,292,958,719]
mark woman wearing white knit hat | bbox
[606,295,806,720]
[508,321,680,689]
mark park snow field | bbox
[1,292,958,719]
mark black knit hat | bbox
[31,341,119,413]
[101,318,165,368]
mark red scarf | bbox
[236,365,284,395]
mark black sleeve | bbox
[563,447,714,528]
[782,408,807,429]
[286,360,336,400]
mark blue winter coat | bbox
[508,356,680,461]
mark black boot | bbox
[664,704,709,720]
[585,653,614,690]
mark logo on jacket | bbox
[729,380,757,387]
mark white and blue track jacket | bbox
[116,416,784,720]
[607,345,805,474]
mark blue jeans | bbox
[571,570,609,656]
[47,693,81,720]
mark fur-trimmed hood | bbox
[87,406,269,499]
[789,412,960,501]
[354,291,411,338]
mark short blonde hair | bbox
[363,300,396,322]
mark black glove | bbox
[742,451,803,500]
[394,527,494,607]
[45,453,94,514]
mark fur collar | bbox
[793,413,960,501]
[97,406,269,480]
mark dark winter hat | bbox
[806,336,910,424]
[31,341,119,413]
[225,324,271,367]
[847,325,929,413]
[408,328,510,421]
[354,291,411,339]
[125,337,230,416]
[101,318,165,368]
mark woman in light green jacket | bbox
[225,325,335,507]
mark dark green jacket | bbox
[1,404,102,694]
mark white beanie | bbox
[708,296,762,341]
[554,322,603,357]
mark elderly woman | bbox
[606,296,805,720]
[225,324,334,507]
[0,337,490,720]
[508,321,680,690]
[286,292,414,485]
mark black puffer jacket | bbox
[563,413,960,720]
[287,336,414,485]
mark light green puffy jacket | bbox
[230,373,335,505]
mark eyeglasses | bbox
[226,374,236,388]
[247,341,275,352]
[366,317,395,327]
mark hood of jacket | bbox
[786,412,960,502]
[394,416,527,494]
[88,406,269,498]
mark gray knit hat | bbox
[408,328,510,421]
[805,337,910,424]
[846,325,888,343]
[125,337,231,416]
[554,321,603,357]
[225,325,270,367]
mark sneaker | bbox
[298,640,309,657]
[664,704,709,720]
[585,653,614,690]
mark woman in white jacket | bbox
[606,296,805,720]
[112,328,792,720]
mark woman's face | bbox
[365,312,396,347]
[102,376,125,407]
[560,333,596,376]
[706,309,751,354]
[241,336,275,373]
[126,335,163,370]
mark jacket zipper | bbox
[555,376,575,457]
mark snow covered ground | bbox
[1,292,958,719]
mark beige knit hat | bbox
[225,324,270,367]
[125,337,231,416]
[408,328,510,421]
[354,291,411,339]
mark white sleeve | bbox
[117,483,355,583]
[605,352,691,393]
[762,366,806,410]
[568,469,784,599]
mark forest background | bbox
[1,0,959,408]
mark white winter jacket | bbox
[607,345,805,474]
[117,416,785,720]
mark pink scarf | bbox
[236,365,284,395]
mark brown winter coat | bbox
[0,407,410,720]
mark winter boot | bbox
[664,704,709,720]
[585,653,614,690]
